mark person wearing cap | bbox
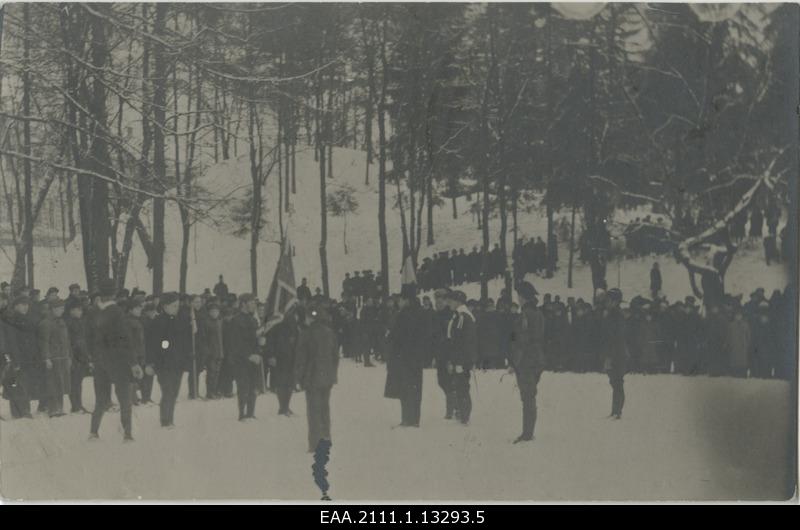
[599,288,628,419]
[0,281,10,297]
[509,281,546,443]
[385,292,426,427]
[37,298,72,417]
[426,289,452,418]
[28,289,44,325]
[750,301,776,378]
[64,296,90,413]
[139,303,158,403]
[214,275,229,301]
[263,306,300,415]
[89,279,142,441]
[198,302,224,399]
[359,297,379,367]
[183,294,207,400]
[294,301,339,452]
[145,291,191,428]
[650,262,662,300]
[443,290,477,425]
[124,298,146,406]
[297,278,312,303]
[226,293,262,420]
[67,283,81,302]
[2,295,38,418]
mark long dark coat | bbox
[65,315,90,377]
[266,318,298,388]
[226,311,259,375]
[145,312,192,375]
[91,302,138,385]
[510,303,546,373]
[38,314,72,398]
[3,311,41,401]
[294,318,339,390]
[385,304,426,400]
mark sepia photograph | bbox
[0,1,797,503]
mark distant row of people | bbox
[418,245,507,291]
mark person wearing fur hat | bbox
[145,291,191,428]
[37,298,72,417]
[509,281,546,443]
[89,279,142,441]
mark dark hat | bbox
[48,297,65,309]
[239,293,256,304]
[69,283,80,291]
[449,290,467,305]
[516,281,538,301]
[685,296,696,305]
[161,292,180,306]
[65,297,82,313]
[125,297,145,311]
[12,295,31,307]
[98,278,117,298]
[0,281,9,288]
[47,287,59,295]
[607,288,623,303]
[433,288,451,299]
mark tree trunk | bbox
[151,3,168,295]
[377,19,390,297]
[21,3,33,287]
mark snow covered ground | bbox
[0,360,793,501]
[1,145,790,304]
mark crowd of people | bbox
[0,276,339,451]
[0,265,795,448]
[624,204,789,265]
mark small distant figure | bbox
[297,278,312,302]
[214,275,229,300]
[764,234,779,265]
[650,262,662,300]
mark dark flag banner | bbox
[265,233,298,333]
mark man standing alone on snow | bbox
[294,301,339,452]
[509,282,546,443]
[89,279,142,441]
[601,288,629,420]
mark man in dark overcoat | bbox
[90,279,142,441]
[294,302,339,452]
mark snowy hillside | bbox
[2,143,790,302]
[0,360,793,501]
